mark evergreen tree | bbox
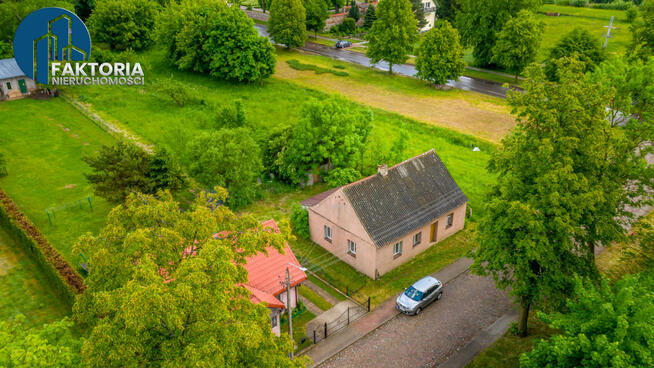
[269,0,307,48]
[492,10,543,80]
[366,0,417,74]
[362,4,376,29]
[545,27,604,81]
[347,2,361,21]
[75,0,95,21]
[436,0,460,23]
[416,20,465,85]
[410,0,427,30]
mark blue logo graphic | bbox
[13,8,91,84]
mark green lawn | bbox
[298,284,333,311]
[0,226,68,327]
[0,98,115,264]
[538,4,631,61]
[307,274,347,302]
[281,308,315,352]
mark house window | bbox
[424,2,430,9]
[348,240,356,256]
[446,213,454,228]
[324,225,332,242]
[413,232,421,247]
[271,314,278,328]
[393,241,403,258]
[5,82,11,90]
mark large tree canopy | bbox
[73,190,309,367]
[545,27,605,81]
[521,273,654,368]
[269,0,307,48]
[279,97,372,184]
[492,10,543,79]
[88,0,158,51]
[415,20,465,85]
[158,0,275,83]
[366,0,417,73]
[455,0,540,67]
[304,0,328,37]
[630,0,654,60]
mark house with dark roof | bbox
[242,219,307,336]
[301,150,468,279]
[0,58,37,100]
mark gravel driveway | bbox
[319,271,512,368]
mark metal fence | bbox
[309,305,368,344]
[45,196,93,225]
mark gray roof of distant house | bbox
[0,58,25,80]
[343,150,468,247]
[301,187,341,207]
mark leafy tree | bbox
[330,0,345,13]
[473,62,611,337]
[304,0,329,38]
[262,126,293,180]
[279,97,372,184]
[340,17,356,35]
[152,77,202,108]
[545,27,604,81]
[213,100,248,129]
[362,4,377,29]
[147,148,186,195]
[410,0,427,30]
[630,0,654,60]
[415,20,465,85]
[436,0,460,23]
[88,0,158,51]
[73,190,309,367]
[521,273,654,368]
[185,128,262,208]
[0,40,10,58]
[269,0,307,48]
[205,6,276,83]
[290,203,310,239]
[455,0,540,67]
[159,0,275,83]
[325,167,361,187]
[388,124,409,163]
[492,10,543,80]
[75,0,95,20]
[366,0,417,74]
[347,2,361,21]
[258,0,272,12]
[0,0,73,43]
[0,316,82,367]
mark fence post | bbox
[367,297,371,312]
[88,197,93,211]
[324,322,327,338]
[313,329,316,344]
[347,286,350,296]
[347,307,350,325]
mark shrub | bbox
[626,5,638,22]
[325,167,361,187]
[88,0,158,50]
[340,17,357,35]
[286,59,349,76]
[290,204,310,239]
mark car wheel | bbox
[436,292,442,300]
[415,307,422,315]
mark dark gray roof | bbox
[0,58,25,80]
[301,187,341,207]
[343,150,468,247]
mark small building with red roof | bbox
[243,219,307,336]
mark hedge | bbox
[0,188,84,308]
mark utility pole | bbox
[286,266,294,360]
[603,16,615,48]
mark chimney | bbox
[378,164,388,177]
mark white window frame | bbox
[446,213,454,228]
[393,241,403,256]
[348,239,356,255]
[324,225,332,241]
[413,232,421,247]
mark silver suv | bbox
[396,276,443,315]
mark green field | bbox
[537,4,631,61]
[0,226,68,327]
[0,98,115,264]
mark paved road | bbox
[254,24,512,99]
[318,271,513,368]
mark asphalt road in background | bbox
[255,24,512,99]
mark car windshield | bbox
[404,286,423,301]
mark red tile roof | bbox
[244,285,286,309]
[243,219,307,297]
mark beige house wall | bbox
[307,188,377,278]
[0,77,37,100]
[278,285,299,309]
[270,308,282,336]
[375,202,467,276]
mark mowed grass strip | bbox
[0,226,68,327]
[274,50,515,143]
[298,284,333,311]
[0,98,115,264]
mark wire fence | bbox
[45,196,93,225]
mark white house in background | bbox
[421,0,437,32]
[0,58,37,101]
